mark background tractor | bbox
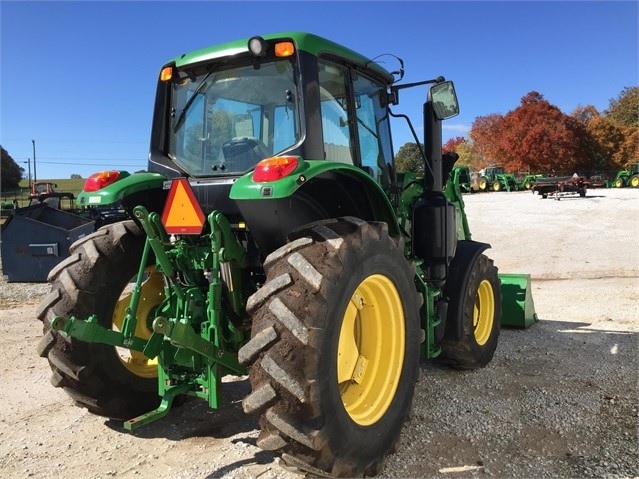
[516,173,543,191]
[450,164,471,193]
[613,162,639,188]
[36,32,534,477]
[476,165,518,192]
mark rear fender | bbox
[230,159,400,256]
[77,172,168,215]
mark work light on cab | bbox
[248,36,295,58]
[160,66,173,81]
[253,156,298,182]
[84,171,123,192]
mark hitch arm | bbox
[51,315,151,353]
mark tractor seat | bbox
[222,137,270,172]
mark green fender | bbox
[230,158,401,254]
[77,171,167,207]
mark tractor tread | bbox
[260,355,307,403]
[268,297,309,345]
[238,326,278,366]
[256,430,287,451]
[242,382,277,414]
[36,330,57,358]
[265,409,319,450]
[246,273,292,313]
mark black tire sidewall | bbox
[457,255,501,364]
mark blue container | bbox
[1,203,94,282]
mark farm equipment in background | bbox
[613,162,639,188]
[516,173,543,191]
[449,165,471,193]
[475,165,518,192]
[36,32,536,477]
[531,174,590,199]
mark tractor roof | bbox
[166,31,394,84]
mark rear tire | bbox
[440,253,501,369]
[479,178,488,191]
[630,175,639,188]
[36,220,162,420]
[238,218,420,477]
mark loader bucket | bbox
[499,273,538,328]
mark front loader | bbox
[36,32,535,477]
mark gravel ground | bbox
[0,187,637,478]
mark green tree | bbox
[1,146,24,192]
[605,86,639,127]
[394,142,424,173]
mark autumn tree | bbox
[442,136,466,155]
[469,92,591,174]
[1,146,24,192]
[468,113,504,166]
[604,87,639,168]
[572,95,638,171]
[394,142,423,173]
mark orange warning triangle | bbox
[161,178,206,235]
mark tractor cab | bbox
[146,32,458,255]
[150,34,398,190]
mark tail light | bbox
[83,171,122,192]
[253,156,298,182]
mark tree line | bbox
[396,86,638,176]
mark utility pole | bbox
[25,158,31,189]
[32,139,37,182]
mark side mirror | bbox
[429,81,459,120]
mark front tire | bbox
[440,252,501,369]
[36,220,162,419]
[238,218,421,477]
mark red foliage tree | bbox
[442,136,466,154]
[469,92,592,175]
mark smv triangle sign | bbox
[161,178,206,235]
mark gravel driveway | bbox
[0,187,637,478]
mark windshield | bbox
[168,58,300,176]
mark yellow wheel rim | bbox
[473,279,495,345]
[337,274,405,426]
[631,177,639,188]
[112,268,164,378]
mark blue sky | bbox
[1,0,637,180]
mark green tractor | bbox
[613,162,639,188]
[450,164,472,193]
[36,32,535,477]
[477,165,517,192]
[516,173,543,191]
